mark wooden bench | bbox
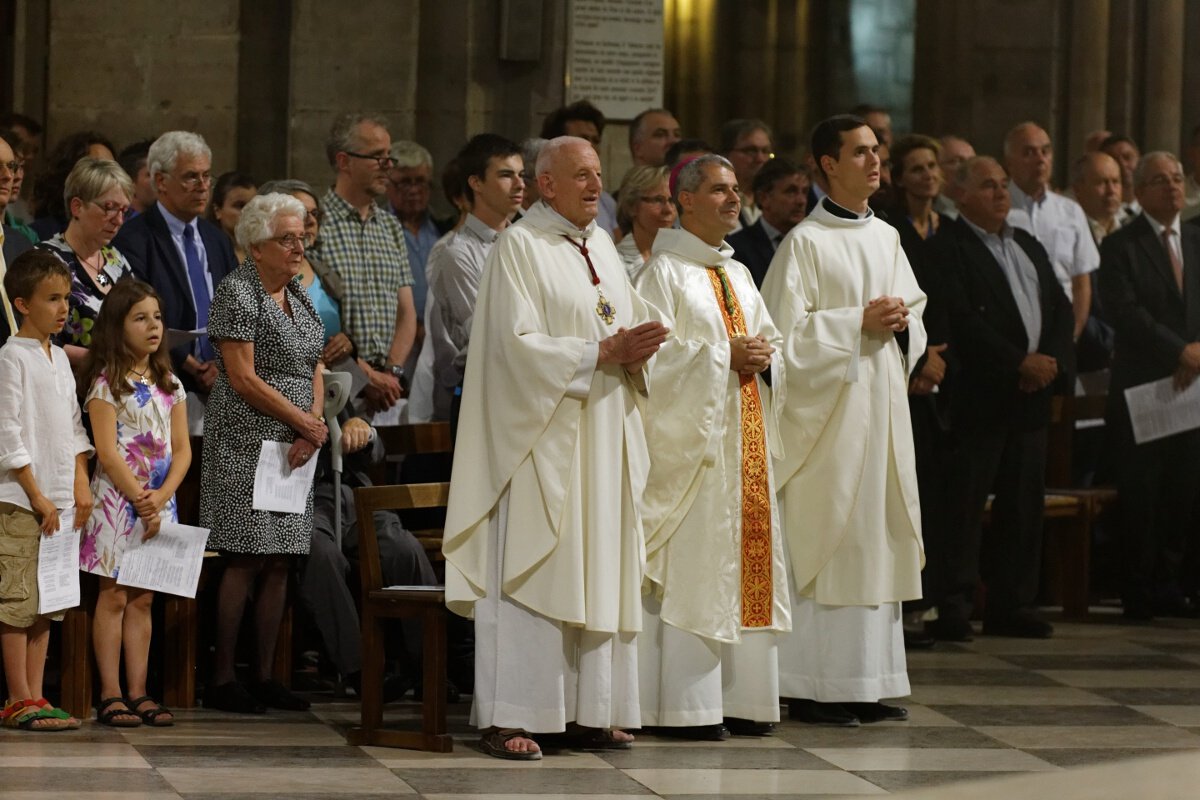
[346,482,452,752]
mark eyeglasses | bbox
[90,200,130,219]
[1146,173,1185,189]
[344,151,398,169]
[388,176,431,190]
[170,171,213,190]
[269,234,305,251]
[0,160,22,175]
[303,208,324,224]
[733,146,774,158]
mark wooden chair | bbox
[346,482,452,752]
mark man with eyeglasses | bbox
[385,141,456,331]
[720,119,775,233]
[1099,151,1200,620]
[0,133,35,346]
[316,113,417,417]
[113,130,238,399]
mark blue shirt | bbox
[306,271,342,342]
[401,213,440,320]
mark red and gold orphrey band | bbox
[706,268,773,629]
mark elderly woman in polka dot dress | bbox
[199,193,327,714]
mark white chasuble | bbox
[760,201,927,607]
[443,200,656,635]
[634,228,790,643]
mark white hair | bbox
[147,131,211,181]
[390,140,432,169]
[535,136,593,177]
[236,192,307,251]
[1133,151,1182,188]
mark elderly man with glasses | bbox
[113,130,238,397]
[314,113,417,416]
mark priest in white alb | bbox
[442,136,669,760]
[761,115,927,727]
[634,154,790,740]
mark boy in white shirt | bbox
[0,249,93,730]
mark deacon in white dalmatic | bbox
[634,154,790,740]
[442,136,669,760]
[761,115,927,727]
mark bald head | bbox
[939,135,975,178]
[536,136,603,229]
[1003,122,1053,196]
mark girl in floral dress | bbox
[80,280,191,727]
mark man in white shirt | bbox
[430,134,524,420]
[1004,121,1099,341]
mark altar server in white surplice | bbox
[442,136,669,760]
[761,115,927,728]
[633,154,790,741]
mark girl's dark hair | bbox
[81,279,179,405]
[207,171,257,221]
[31,130,116,221]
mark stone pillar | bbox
[1064,0,1109,169]
[287,0,420,189]
[1142,0,1185,153]
[44,0,241,170]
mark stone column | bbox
[1142,0,1184,153]
[1064,0,1109,169]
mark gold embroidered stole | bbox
[705,267,772,628]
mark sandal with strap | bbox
[479,728,542,761]
[544,722,634,751]
[126,695,174,727]
[37,698,82,730]
[1,698,70,731]
[96,697,142,728]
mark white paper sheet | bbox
[1125,376,1200,444]
[37,509,80,614]
[116,521,210,598]
[382,584,445,591]
[167,327,206,350]
[252,440,319,513]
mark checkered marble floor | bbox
[7,615,1200,799]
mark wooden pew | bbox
[346,482,452,752]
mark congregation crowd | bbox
[0,100,1198,758]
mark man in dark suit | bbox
[931,156,1073,640]
[113,131,237,394]
[727,157,808,287]
[1099,152,1200,619]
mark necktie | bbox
[1163,228,1184,293]
[183,224,214,360]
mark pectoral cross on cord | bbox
[562,235,616,324]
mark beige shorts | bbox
[0,502,65,628]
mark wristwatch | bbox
[384,363,409,391]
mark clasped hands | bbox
[599,321,670,373]
[288,411,329,470]
[1018,353,1058,393]
[730,334,774,374]
[862,296,909,335]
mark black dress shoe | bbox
[982,612,1053,639]
[346,671,412,704]
[787,699,860,727]
[248,679,311,711]
[723,717,775,736]
[203,681,266,714]
[843,702,908,723]
[649,723,729,741]
[926,616,975,642]
[904,628,937,649]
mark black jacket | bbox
[727,218,776,288]
[1099,213,1200,413]
[933,216,1073,432]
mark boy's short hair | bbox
[4,249,71,305]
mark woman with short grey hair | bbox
[36,157,135,366]
[200,192,327,714]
